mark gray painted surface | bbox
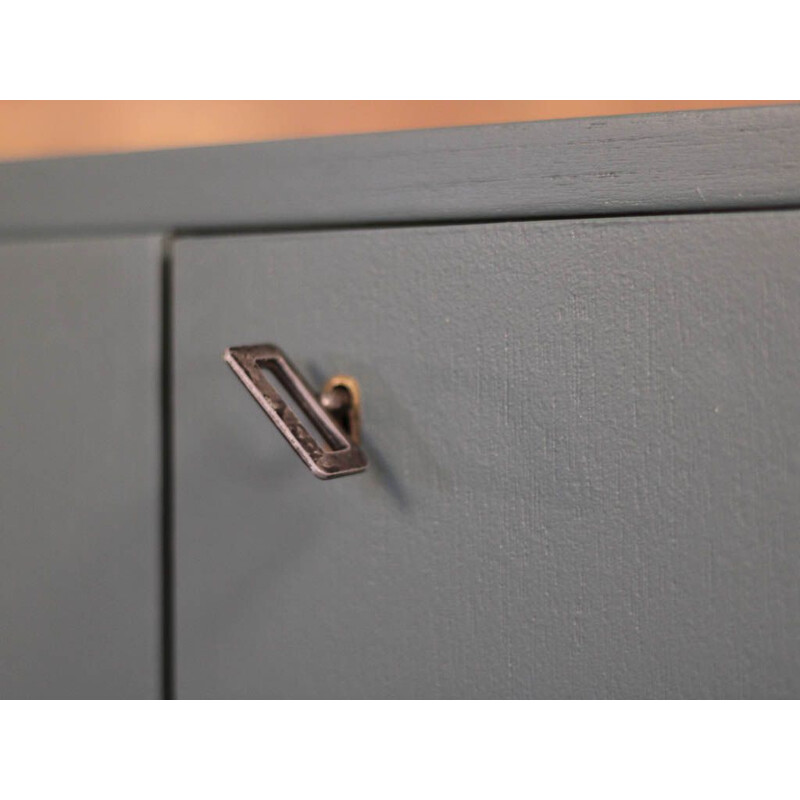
[2,106,800,238]
[0,237,161,698]
[174,211,800,699]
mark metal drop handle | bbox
[224,344,367,480]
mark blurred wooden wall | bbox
[0,101,791,162]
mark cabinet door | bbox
[0,237,161,698]
[174,212,800,698]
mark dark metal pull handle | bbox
[224,344,367,480]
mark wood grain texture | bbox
[2,105,800,238]
[173,211,800,698]
[0,236,162,698]
[1,101,790,161]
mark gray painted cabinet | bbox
[174,212,800,698]
[0,237,161,698]
[1,106,799,698]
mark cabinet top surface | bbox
[1,105,799,239]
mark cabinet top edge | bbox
[1,105,799,239]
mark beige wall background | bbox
[0,101,792,162]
